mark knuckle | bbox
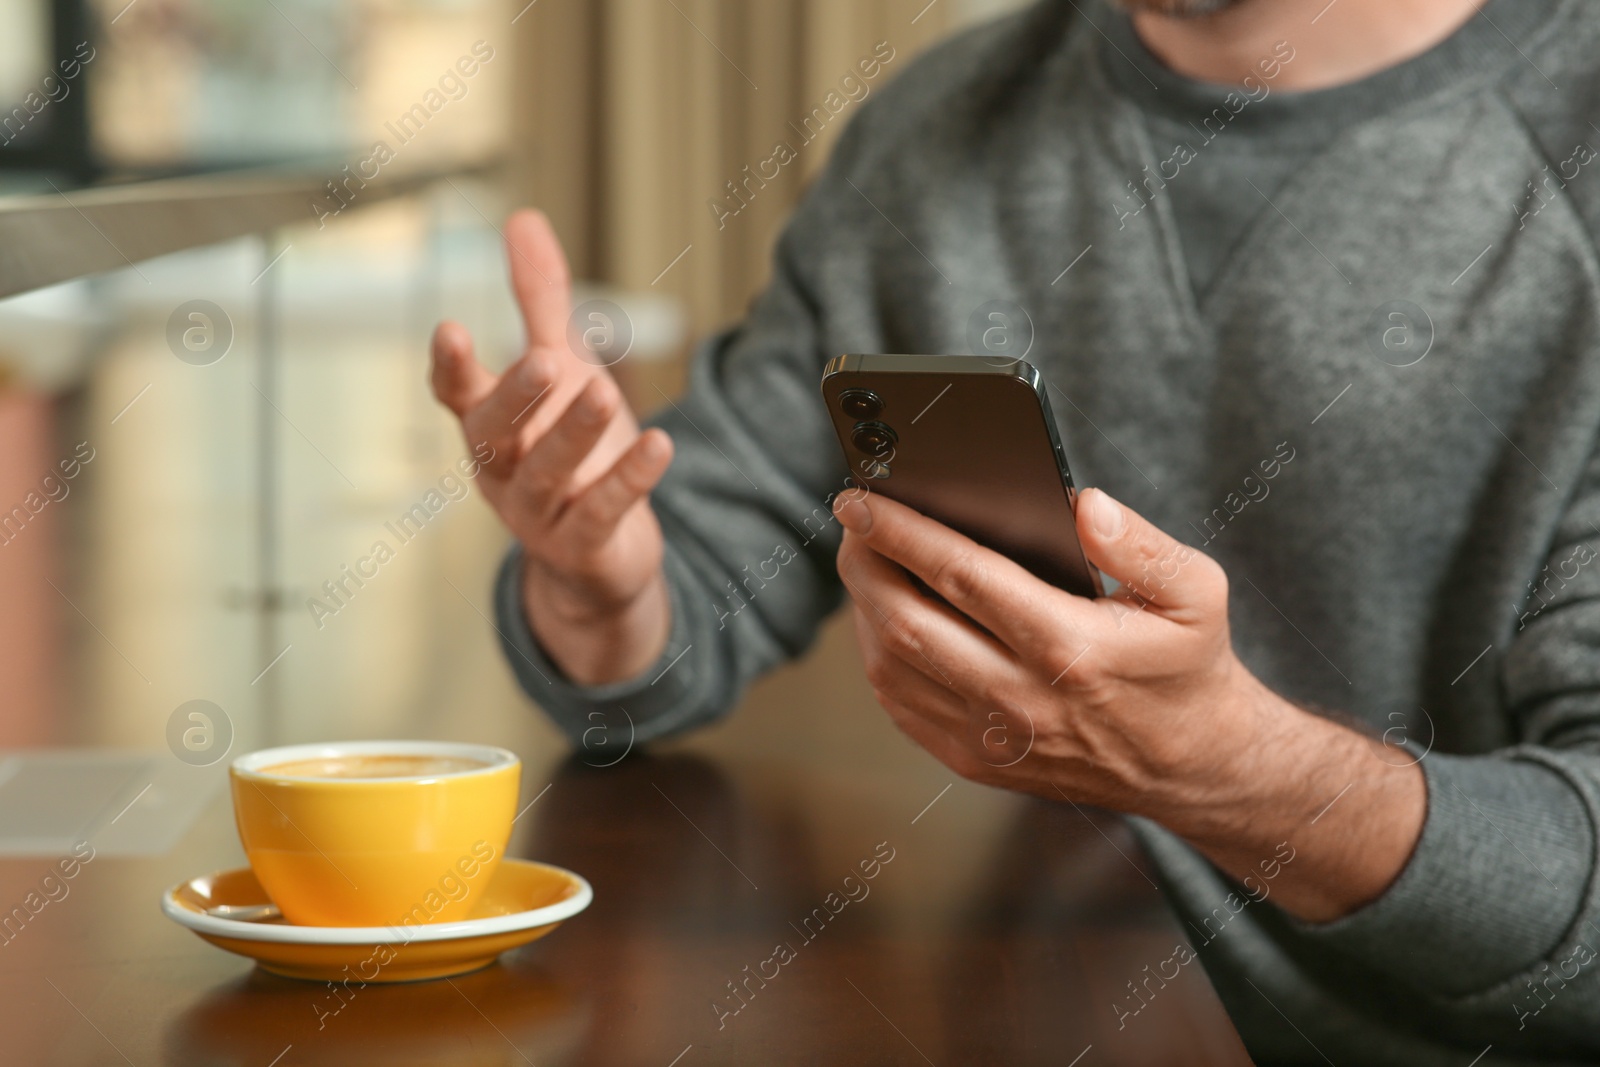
[863,653,895,693]
[518,458,563,498]
[965,664,1003,704]
[1127,536,1179,591]
[1133,524,1170,561]
[586,373,619,415]
[462,410,508,453]
[516,354,548,391]
[880,610,927,659]
[1026,704,1065,747]
[1127,542,1188,600]
[930,548,987,604]
[1075,659,1108,693]
[1053,642,1101,688]
[1042,636,1080,676]
[562,489,609,534]
[472,438,510,476]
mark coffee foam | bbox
[260,755,489,780]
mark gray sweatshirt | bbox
[494,1,1600,1061]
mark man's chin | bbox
[1113,0,1246,15]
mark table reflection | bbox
[167,956,583,1067]
[523,752,898,1064]
[934,800,1255,1066]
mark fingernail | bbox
[1088,490,1124,539]
[834,493,872,534]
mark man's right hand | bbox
[429,210,675,686]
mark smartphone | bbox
[821,353,1104,599]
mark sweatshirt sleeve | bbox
[1291,438,1600,1049]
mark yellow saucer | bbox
[162,859,592,983]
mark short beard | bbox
[1113,0,1246,15]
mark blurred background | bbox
[0,0,1029,844]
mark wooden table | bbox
[0,621,1253,1066]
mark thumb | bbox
[1075,488,1225,617]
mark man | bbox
[430,0,1600,1060]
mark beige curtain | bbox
[510,0,962,349]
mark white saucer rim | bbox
[160,859,593,944]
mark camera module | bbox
[839,389,883,420]
[851,421,898,458]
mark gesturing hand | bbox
[833,487,1425,922]
[430,210,675,685]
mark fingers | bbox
[509,376,623,519]
[1075,489,1226,620]
[855,608,967,729]
[430,320,497,418]
[857,607,985,772]
[439,209,584,468]
[836,527,1012,691]
[505,210,572,353]
[833,491,1085,666]
[460,352,559,468]
[553,429,674,545]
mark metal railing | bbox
[0,159,501,300]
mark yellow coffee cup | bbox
[230,741,520,928]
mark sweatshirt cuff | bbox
[1291,749,1597,997]
[492,542,711,752]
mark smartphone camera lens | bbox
[839,389,883,420]
[851,421,897,458]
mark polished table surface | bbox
[0,620,1254,1067]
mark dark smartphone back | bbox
[821,353,1104,599]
